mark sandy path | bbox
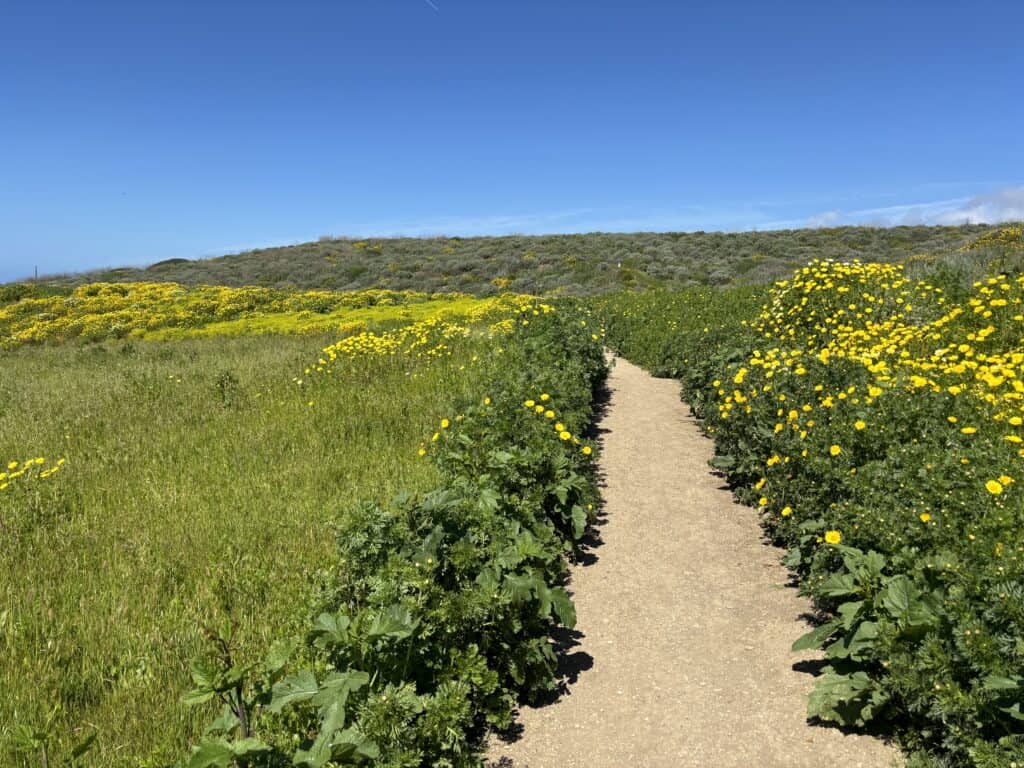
[488,356,899,768]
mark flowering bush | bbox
[601,260,1024,767]
[181,302,607,767]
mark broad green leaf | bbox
[836,600,864,630]
[826,621,878,661]
[268,670,319,713]
[329,728,380,762]
[984,675,1022,692]
[187,738,234,768]
[477,487,500,512]
[366,605,419,641]
[880,574,915,619]
[571,505,587,539]
[536,583,552,620]
[819,573,858,597]
[189,657,219,690]
[412,525,444,565]
[1004,703,1024,721]
[203,706,240,736]
[293,732,332,768]
[264,638,297,675]
[317,700,347,739]
[550,587,576,629]
[312,669,370,719]
[220,664,250,690]
[792,618,840,652]
[709,455,735,470]
[807,669,888,727]
[553,484,568,505]
[181,688,216,708]
[230,738,271,757]
[310,611,351,649]
[475,567,500,593]
[504,573,541,603]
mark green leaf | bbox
[792,619,840,652]
[553,484,568,505]
[312,670,370,721]
[819,573,858,597]
[411,525,444,564]
[550,587,576,629]
[181,688,216,708]
[220,664,250,690]
[984,676,1024,721]
[189,657,219,690]
[203,706,241,736]
[366,604,419,641]
[709,455,735,470]
[836,600,864,630]
[504,572,542,603]
[880,574,915,618]
[984,675,1022,692]
[475,567,500,593]
[807,670,888,727]
[571,505,587,539]
[264,638,297,676]
[187,738,234,768]
[477,487,500,512]
[230,738,271,757]
[826,621,879,661]
[268,670,319,713]
[295,727,381,765]
[293,732,332,768]
[329,728,380,762]
[310,611,351,649]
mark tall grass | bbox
[0,334,493,766]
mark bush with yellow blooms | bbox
[601,258,1024,767]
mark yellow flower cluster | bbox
[0,282,512,348]
[522,394,593,455]
[960,224,1024,252]
[308,296,541,373]
[718,260,1024,458]
[0,457,65,491]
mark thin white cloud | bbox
[933,187,1024,225]
[800,186,1024,229]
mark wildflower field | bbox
[1,285,606,766]
[599,249,1024,767]
[3,222,1024,767]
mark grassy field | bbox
[0,331,499,766]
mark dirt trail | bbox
[488,356,900,768]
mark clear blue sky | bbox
[2,0,1023,282]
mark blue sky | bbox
[2,0,1023,282]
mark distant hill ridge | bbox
[18,224,1022,295]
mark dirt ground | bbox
[487,356,901,768]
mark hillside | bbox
[23,223,1016,295]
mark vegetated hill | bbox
[20,223,1023,295]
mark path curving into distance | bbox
[488,356,900,768]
